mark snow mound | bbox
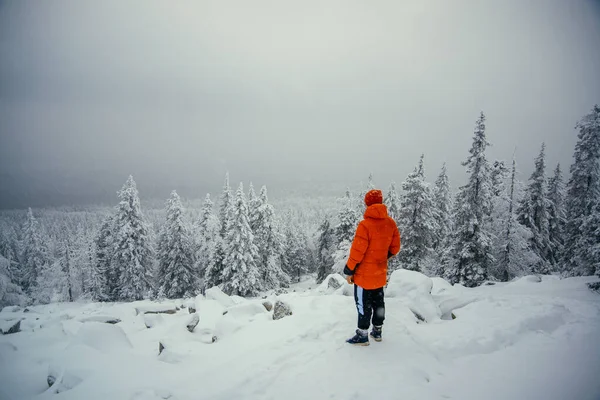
[205,286,236,307]
[70,322,132,353]
[430,277,454,295]
[316,274,348,294]
[513,275,542,284]
[225,302,268,320]
[78,315,121,324]
[135,302,179,315]
[386,269,442,322]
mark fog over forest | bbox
[1,0,599,208]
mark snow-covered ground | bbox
[1,272,599,400]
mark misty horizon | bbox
[1,0,599,209]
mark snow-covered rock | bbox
[78,315,121,324]
[316,274,348,294]
[135,302,178,315]
[262,301,273,311]
[144,314,164,329]
[226,302,267,320]
[47,364,85,394]
[514,275,542,284]
[186,313,200,332]
[386,269,442,322]
[430,277,454,295]
[1,306,21,313]
[69,322,132,353]
[273,300,292,320]
[0,319,21,334]
[205,286,236,308]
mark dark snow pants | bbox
[354,285,385,330]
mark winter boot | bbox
[370,325,382,342]
[346,329,369,346]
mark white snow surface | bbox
[1,273,600,400]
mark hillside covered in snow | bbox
[1,270,599,400]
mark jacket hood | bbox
[364,203,389,220]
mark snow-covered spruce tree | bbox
[490,160,510,198]
[488,160,510,231]
[195,194,220,279]
[385,182,401,223]
[492,159,540,281]
[70,225,94,299]
[247,182,261,233]
[546,164,566,268]
[19,208,49,294]
[221,183,262,296]
[0,254,27,308]
[516,143,551,274]
[61,240,74,302]
[156,191,198,299]
[447,112,494,287]
[563,105,600,276]
[93,214,113,301]
[283,224,310,283]
[336,189,359,246]
[204,236,226,290]
[432,163,452,252]
[580,198,600,278]
[34,239,72,304]
[316,217,336,284]
[397,155,437,274]
[253,186,290,290]
[0,226,19,273]
[218,173,233,239]
[112,176,154,301]
[384,182,403,271]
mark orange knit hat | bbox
[364,189,383,207]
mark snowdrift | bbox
[0,274,599,400]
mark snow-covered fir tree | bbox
[218,173,233,239]
[432,163,452,252]
[34,239,72,304]
[204,236,226,291]
[579,198,600,278]
[93,214,113,301]
[316,217,336,284]
[111,176,154,301]
[336,189,359,246]
[283,224,311,283]
[247,182,261,233]
[563,105,600,276]
[492,159,540,281]
[61,240,74,302]
[156,191,198,299]
[447,112,494,287]
[0,226,19,271]
[195,194,220,278]
[490,160,510,198]
[385,182,401,223]
[253,186,290,290]
[546,164,566,268]
[19,208,49,294]
[70,225,94,299]
[516,143,551,274]
[397,155,437,273]
[0,254,27,308]
[221,183,262,296]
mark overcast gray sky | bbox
[1,0,599,208]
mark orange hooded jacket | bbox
[345,203,401,289]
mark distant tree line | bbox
[0,105,598,306]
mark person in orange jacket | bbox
[345,189,401,345]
